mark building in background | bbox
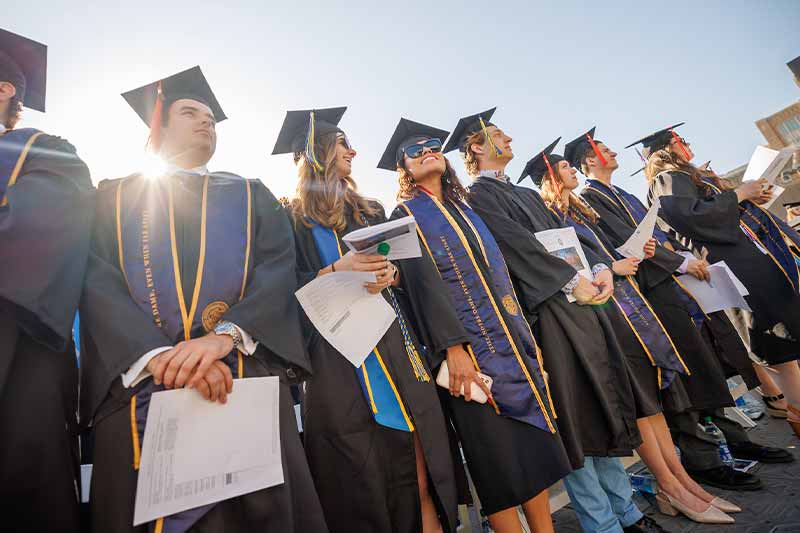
[722,56,800,216]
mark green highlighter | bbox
[377,242,391,256]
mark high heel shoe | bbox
[655,493,735,524]
[709,496,742,513]
[755,387,788,418]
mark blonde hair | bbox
[644,148,732,192]
[462,130,486,177]
[291,132,377,230]
[539,170,599,224]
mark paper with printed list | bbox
[615,197,660,260]
[133,377,283,526]
[676,261,750,314]
[295,272,396,367]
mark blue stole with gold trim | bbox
[117,172,251,533]
[701,177,800,294]
[401,192,556,433]
[1,128,42,203]
[310,222,414,433]
[549,204,689,389]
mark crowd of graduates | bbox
[3,28,800,533]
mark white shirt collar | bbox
[166,163,208,177]
[478,169,509,183]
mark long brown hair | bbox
[396,156,467,203]
[644,148,731,192]
[539,169,599,224]
[291,131,377,230]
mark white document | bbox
[342,216,421,260]
[789,215,800,231]
[615,197,661,260]
[133,377,283,526]
[715,261,749,296]
[742,145,794,185]
[534,227,591,303]
[760,185,785,210]
[677,262,751,314]
[295,272,396,366]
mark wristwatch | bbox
[214,320,243,352]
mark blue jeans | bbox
[562,456,643,533]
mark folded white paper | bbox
[295,272,396,366]
[742,145,794,185]
[677,261,751,314]
[760,185,785,210]
[534,227,591,303]
[134,377,283,526]
[342,216,421,260]
[616,197,660,260]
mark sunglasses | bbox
[404,138,443,159]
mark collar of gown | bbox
[477,169,510,183]
[166,163,209,177]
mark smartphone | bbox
[435,362,493,404]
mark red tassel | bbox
[147,81,164,151]
[543,152,555,183]
[586,134,607,166]
[670,129,691,161]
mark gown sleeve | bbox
[0,134,94,351]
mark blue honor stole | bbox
[115,172,252,532]
[584,179,707,327]
[309,221,416,433]
[400,192,556,433]
[549,204,689,389]
[702,178,800,294]
[0,128,43,206]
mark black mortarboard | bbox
[784,200,800,209]
[121,66,226,127]
[788,56,800,79]
[625,123,685,153]
[271,107,347,156]
[630,166,645,177]
[518,137,562,185]
[377,118,450,171]
[443,107,497,153]
[564,127,605,172]
[0,29,47,112]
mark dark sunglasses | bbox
[404,138,443,159]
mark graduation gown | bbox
[0,131,94,533]
[80,171,327,533]
[390,198,571,515]
[291,202,461,533]
[649,170,800,365]
[581,181,756,408]
[467,176,642,468]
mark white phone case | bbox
[435,361,493,404]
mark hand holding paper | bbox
[616,197,661,260]
[342,216,421,260]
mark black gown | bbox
[467,176,642,468]
[80,172,328,532]
[291,202,461,533]
[0,133,94,533]
[649,170,800,365]
[581,183,758,408]
[390,200,572,515]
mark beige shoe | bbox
[710,496,742,513]
[656,493,735,524]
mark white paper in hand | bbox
[677,262,751,314]
[534,227,591,303]
[295,272,396,366]
[742,145,794,185]
[133,377,283,526]
[342,216,421,260]
[616,197,660,260]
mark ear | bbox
[0,81,17,103]
[470,142,485,157]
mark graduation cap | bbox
[377,118,450,171]
[625,123,686,158]
[518,137,562,185]
[121,66,226,149]
[443,107,499,154]
[784,200,800,209]
[271,107,347,157]
[0,28,47,112]
[563,127,606,172]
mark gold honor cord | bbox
[0,131,43,207]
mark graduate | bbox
[452,108,663,533]
[527,140,738,524]
[380,118,571,533]
[635,124,800,441]
[79,67,327,532]
[0,29,94,532]
[275,108,462,533]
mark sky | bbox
[7,0,800,206]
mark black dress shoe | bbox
[623,515,670,533]
[729,441,795,463]
[686,465,763,491]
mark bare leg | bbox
[488,507,524,533]
[648,413,715,502]
[755,364,788,410]
[768,362,800,411]
[414,433,442,533]
[635,416,709,512]
[521,490,555,533]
